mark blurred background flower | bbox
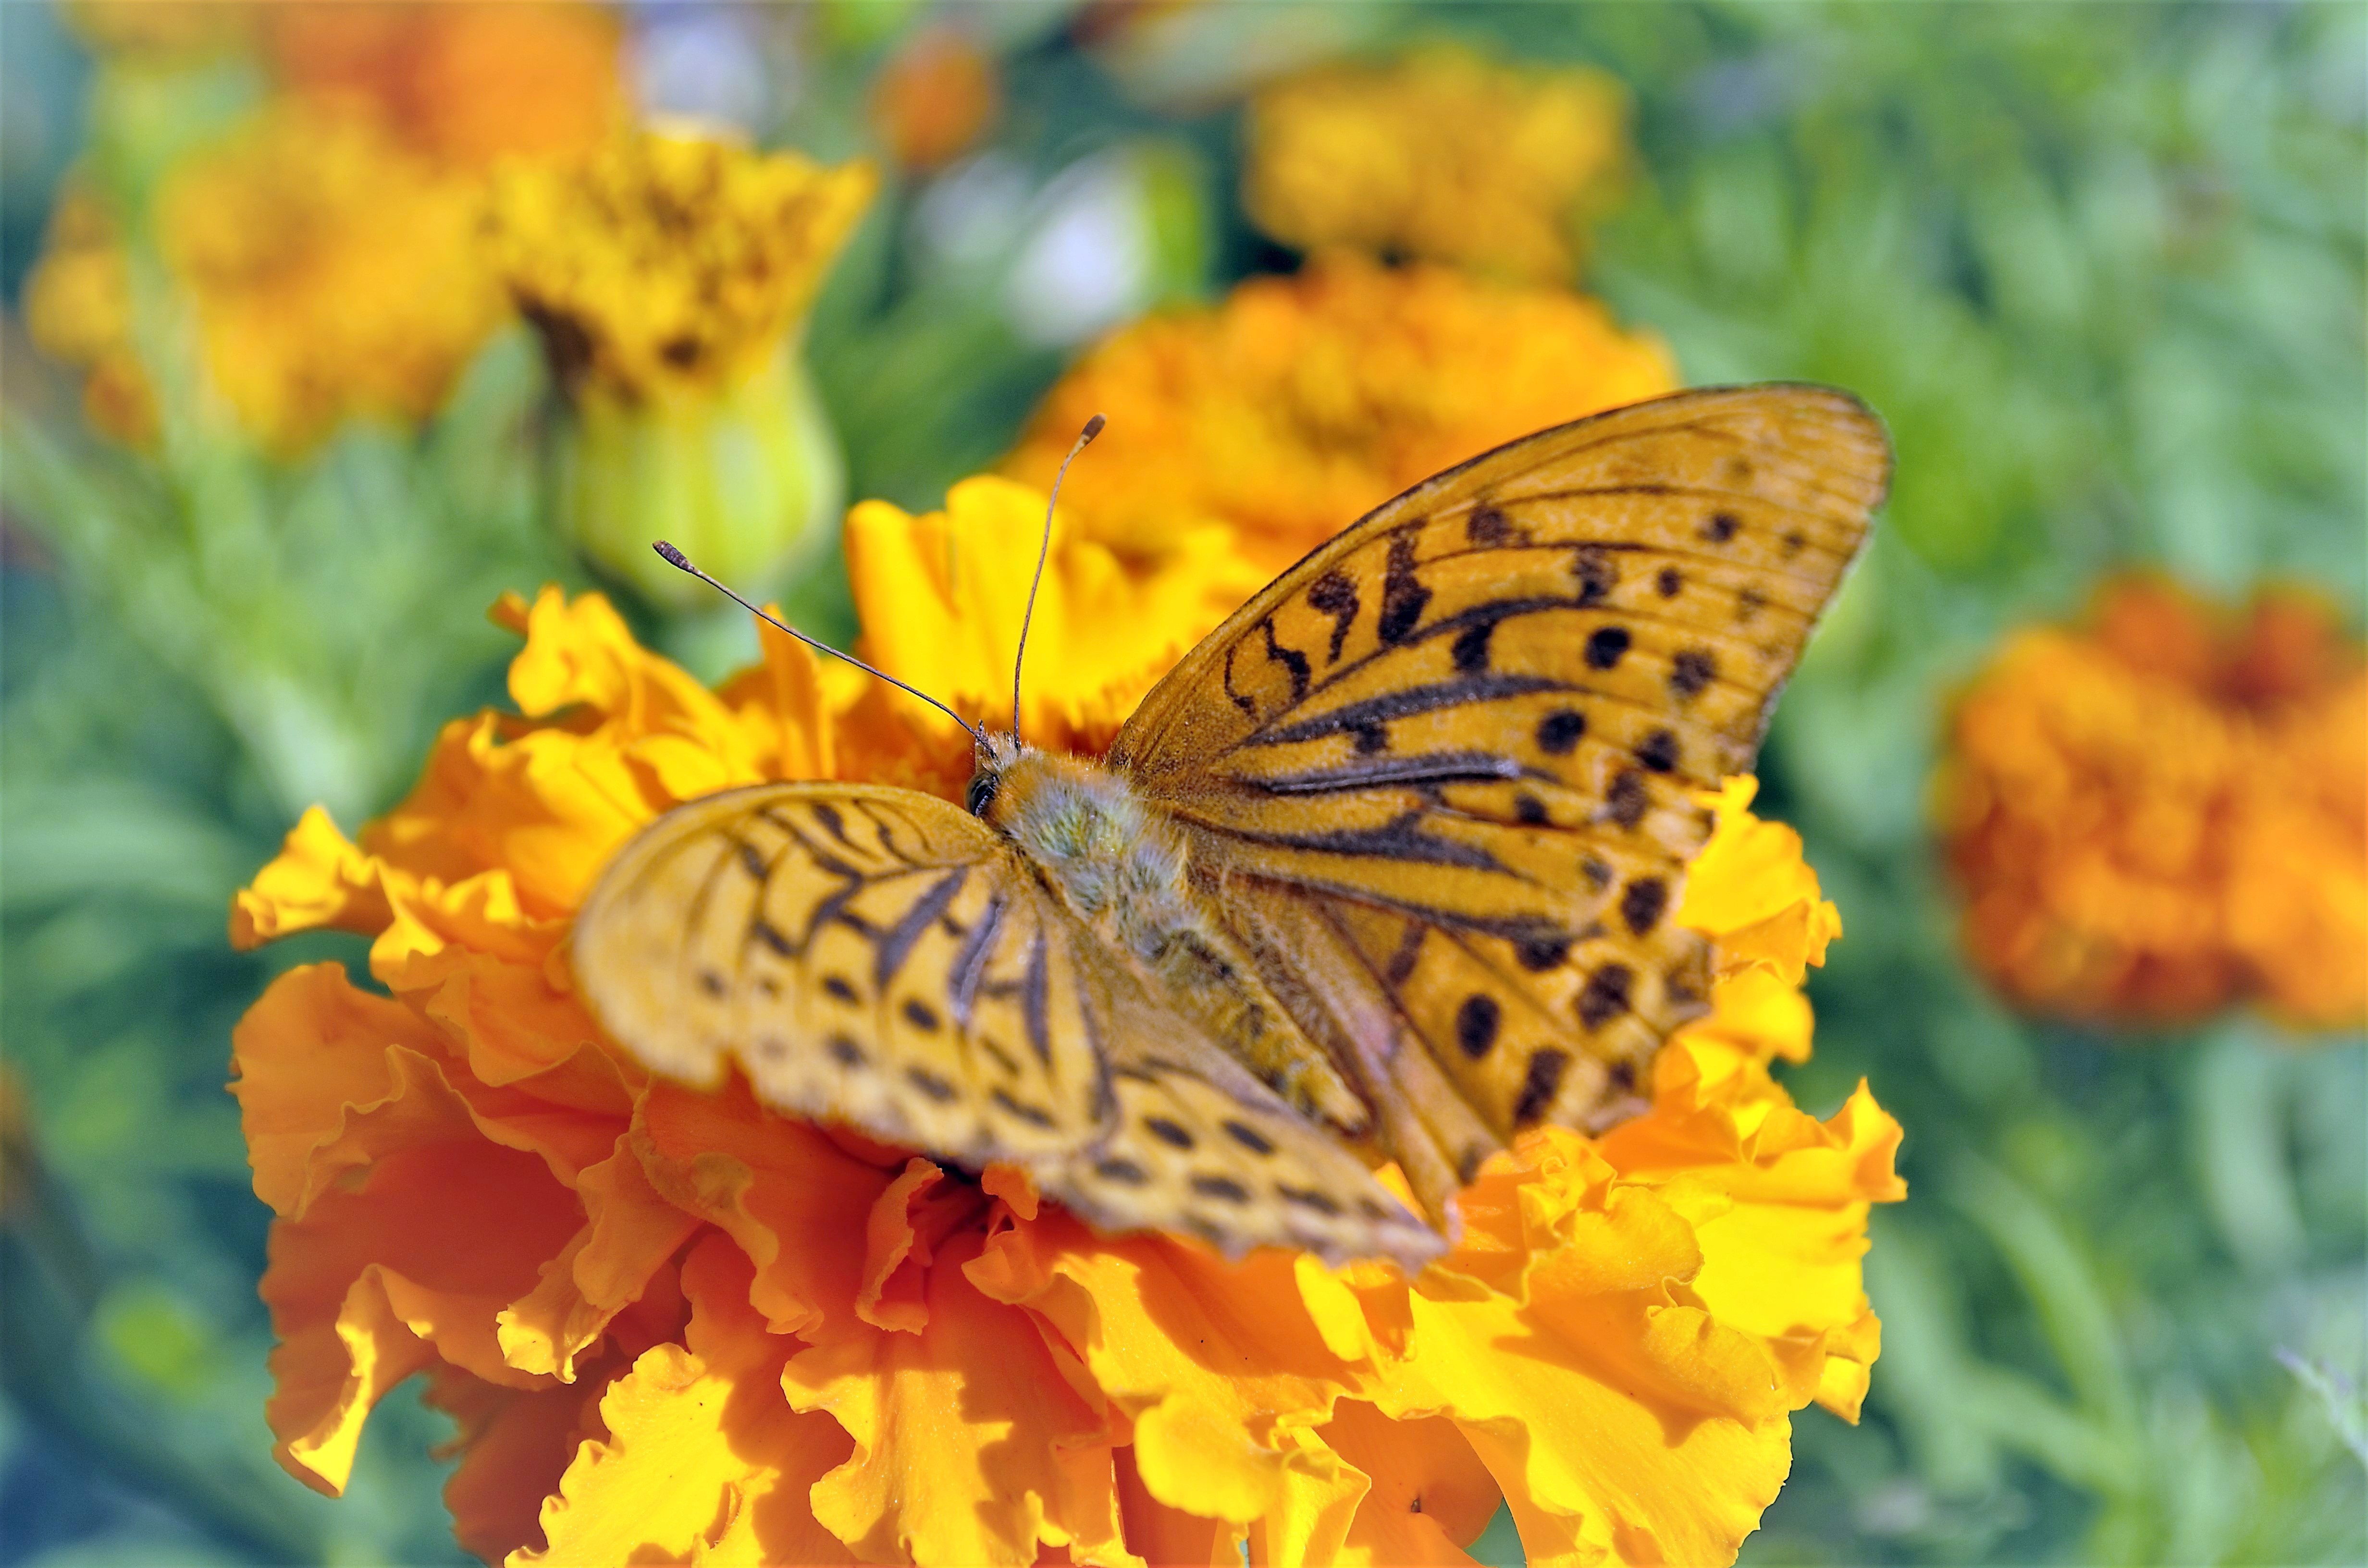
[0,3,2361,1567]
[1939,576,2367,1032]
[1243,46,1627,282]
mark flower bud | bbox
[487,129,875,610]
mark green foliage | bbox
[1,3,2359,1565]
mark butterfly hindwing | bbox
[571,783,1111,1164]
[1113,385,1888,1157]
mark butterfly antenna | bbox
[1012,412,1106,740]
[653,541,987,746]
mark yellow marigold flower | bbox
[487,130,876,608]
[228,498,1901,1565]
[488,131,874,404]
[846,476,1265,761]
[22,104,507,456]
[869,25,1001,172]
[1939,575,2368,1030]
[154,101,509,457]
[266,0,626,171]
[1244,46,1627,283]
[1000,251,1677,571]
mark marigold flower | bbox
[869,25,1001,172]
[999,251,1677,572]
[229,490,1901,1565]
[158,101,510,457]
[1938,575,2368,1030]
[23,102,509,457]
[1244,47,1628,283]
[266,0,627,171]
[487,130,876,609]
[20,184,157,445]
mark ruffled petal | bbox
[1352,1135,1803,1567]
[1009,1214,1361,1527]
[1322,1401,1497,1567]
[425,1366,608,1566]
[230,806,395,948]
[782,1227,1108,1566]
[523,1236,857,1567]
[262,1119,586,1492]
[636,1077,899,1338]
[1678,778,1841,985]
[229,962,449,1215]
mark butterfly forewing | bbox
[572,782,1446,1270]
[572,784,1111,1164]
[1114,385,1888,1154]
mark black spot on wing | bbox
[1572,546,1617,605]
[1222,1120,1275,1155]
[1378,528,1431,644]
[1535,709,1586,755]
[1636,728,1680,773]
[1466,503,1517,546]
[905,1065,958,1102]
[1577,965,1633,1029]
[1585,626,1630,671]
[1513,1050,1570,1128]
[1455,994,1501,1058]
[1670,649,1717,700]
[1605,771,1649,830]
[1145,1116,1195,1150]
[1620,878,1668,935]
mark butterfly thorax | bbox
[974,743,1369,1133]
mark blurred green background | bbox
[1,3,2361,1565]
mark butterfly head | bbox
[965,731,1024,820]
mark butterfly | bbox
[570,384,1889,1271]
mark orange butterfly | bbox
[571,385,1889,1270]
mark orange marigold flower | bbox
[999,252,1677,572]
[25,101,509,457]
[158,101,510,457]
[869,25,1001,172]
[1244,46,1628,283]
[229,501,1900,1565]
[1938,574,2368,1030]
[265,0,626,171]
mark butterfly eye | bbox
[965,772,1000,817]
